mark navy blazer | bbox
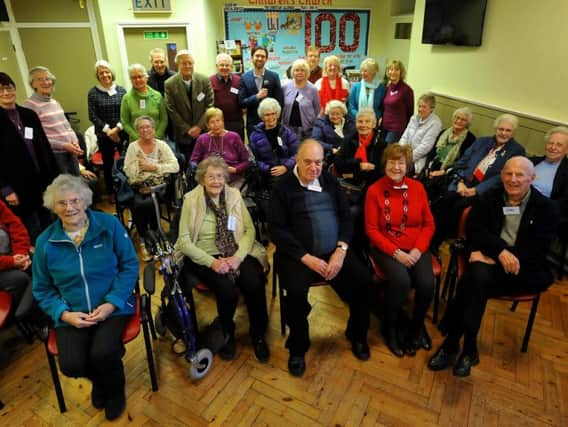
[530,155,568,222]
[467,186,559,289]
[238,69,283,129]
[449,136,526,195]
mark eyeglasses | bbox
[0,85,15,94]
[33,77,53,83]
[205,173,225,182]
[55,198,82,208]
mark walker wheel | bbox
[189,348,213,380]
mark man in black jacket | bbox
[428,156,560,377]
[270,139,371,377]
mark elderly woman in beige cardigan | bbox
[175,156,269,363]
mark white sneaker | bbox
[139,243,153,262]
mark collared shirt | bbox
[293,164,321,190]
[533,159,561,197]
[254,69,264,91]
[500,188,531,246]
[216,74,233,84]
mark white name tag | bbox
[307,184,322,192]
[227,215,237,231]
[139,99,146,109]
[503,206,520,215]
[277,136,283,147]
[197,92,205,102]
[24,127,33,139]
[230,87,239,95]
[296,93,304,102]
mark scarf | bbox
[358,78,380,112]
[204,188,239,281]
[319,76,349,110]
[96,83,118,97]
[355,132,374,163]
[435,128,468,170]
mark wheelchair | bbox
[143,184,213,380]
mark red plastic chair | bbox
[0,291,12,329]
[44,291,158,413]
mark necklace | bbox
[207,134,224,157]
[383,189,408,237]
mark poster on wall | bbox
[224,7,370,78]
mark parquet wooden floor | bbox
[2,204,568,426]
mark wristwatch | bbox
[336,242,348,252]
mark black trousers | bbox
[56,315,129,399]
[277,249,371,355]
[0,269,30,310]
[183,256,268,340]
[430,191,476,250]
[131,187,166,239]
[372,249,435,329]
[443,261,550,352]
[97,135,123,193]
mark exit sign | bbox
[133,0,171,13]
[144,31,169,40]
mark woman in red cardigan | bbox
[365,143,435,358]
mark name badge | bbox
[24,127,34,139]
[230,87,239,95]
[296,93,304,102]
[263,80,270,86]
[227,215,237,231]
[139,99,146,109]
[503,206,520,215]
[277,136,283,147]
[197,92,205,102]
[307,184,322,192]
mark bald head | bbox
[296,139,324,184]
[501,156,535,202]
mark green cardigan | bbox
[120,86,168,141]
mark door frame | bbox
[116,20,191,86]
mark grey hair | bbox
[175,49,194,64]
[356,107,377,122]
[452,107,473,125]
[494,113,519,131]
[322,55,341,76]
[544,126,568,142]
[43,174,93,211]
[257,97,281,119]
[418,92,436,109]
[149,47,165,61]
[94,60,115,82]
[359,58,379,75]
[216,53,233,65]
[325,100,348,116]
[29,66,56,86]
[291,58,310,75]
[128,63,148,77]
[134,115,155,130]
[195,156,230,186]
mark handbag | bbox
[338,177,365,205]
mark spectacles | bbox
[205,173,225,182]
[33,77,53,83]
[55,198,82,208]
[0,85,15,94]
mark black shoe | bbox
[288,354,306,377]
[428,346,458,371]
[409,327,432,352]
[385,330,404,358]
[351,340,370,361]
[105,393,126,421]
[91,381,105,410]
[218,334,237,360]
[252,337,270,363]
[452,352,480,377]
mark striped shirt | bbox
[24,93,75,153]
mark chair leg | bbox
[559,238,567,279]
[510,301,519,312]
[143,295,157,340]
[140,298,159,392]
[441,252,457,301]
[521,294,541,353]
[45,344,66,413]
[271,257,277,298]
[278,275,286,336]
[433,275,441,324]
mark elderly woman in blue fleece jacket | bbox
[32,174,139,421]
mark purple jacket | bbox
[190,130,250,173]
[249,123,299,174]
[281,80,320,133]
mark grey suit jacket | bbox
[164,72,213,148]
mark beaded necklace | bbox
[383,189,408,237]
[207,133,225,157]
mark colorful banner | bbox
[224,8,370,77]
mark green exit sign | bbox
[144,31,169,40]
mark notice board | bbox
[224,7,370,77]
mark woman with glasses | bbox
[32,174,139,421]
[365,143,435,358]
[175,156,270,363]
[0,72,59,242]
